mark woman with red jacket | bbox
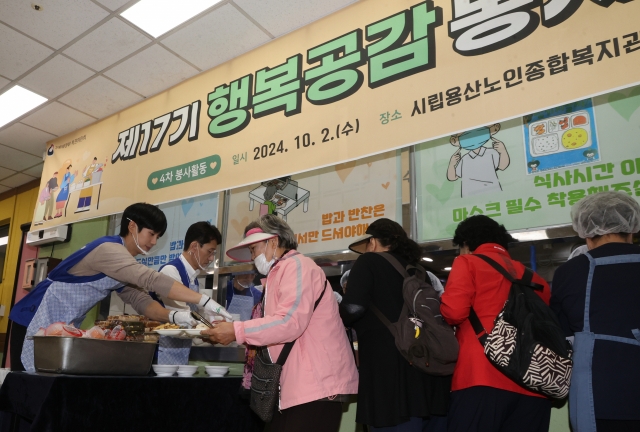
[441,215,552,432]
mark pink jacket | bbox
[234,251,358,409]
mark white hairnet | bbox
[571,191,640,238]
[427,271,444,296]
[340,270,350,288]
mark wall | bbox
[38,217,109,260]
[0,184,39,334]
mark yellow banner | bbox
[32,0,640,229]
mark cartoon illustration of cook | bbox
[446,124,510,198]
[248,176,311,221]
[75,157,106,213]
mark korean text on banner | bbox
[415,86,640,242]
[33,0,640,230]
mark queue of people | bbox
[8,190,640,432]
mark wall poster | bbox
[223,151,402,262]
[416,85,640,242]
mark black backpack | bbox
[370,253,458,376]
[468,254,573,398]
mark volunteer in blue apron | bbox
[225,271,262,321]
[550,191,640,432]
[154,221,222,364]
[9,203,231,372]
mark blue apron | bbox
[156,257,199,365]
[12,236,126,371]
[225,282,261,321]
[569,253,640,432]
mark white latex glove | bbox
[199,295,233,321]
[171,310,197,327]
[333,291,343,304]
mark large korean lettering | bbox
[304,30,366,105]
[112,101,200,163]
[366,1,442,88]
[207,75,253,138]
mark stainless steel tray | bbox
[32,336,157,375]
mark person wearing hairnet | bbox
[550,191,640,432]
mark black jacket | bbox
[339,252,451,427]
[550,242,640,420]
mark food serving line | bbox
[0,314,262,432]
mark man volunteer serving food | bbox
[9,203,231,372]
[153,221,223,364]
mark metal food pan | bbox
[32,336,157,376]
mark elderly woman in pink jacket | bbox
[202,214,358,432]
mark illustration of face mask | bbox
[459,127,491,150]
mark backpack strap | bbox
[372,253,428,328]
[274,280,328,365]
[468,308,488,346]
[371,305,393,329]
[474,254,543,291]
[468,254,539,347]
[377,252,410,278]
[378,252,429,282]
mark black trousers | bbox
[8,321,26,372]
[268,400,343,432]
[447,386,551,432]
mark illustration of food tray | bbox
[529,110,592,156]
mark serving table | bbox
[0,372,263,432]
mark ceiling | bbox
[0,0,358,194]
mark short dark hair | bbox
[452,215,516,251]
[120,203,167,237]
[184,221,222,250]
[367,218,421,265]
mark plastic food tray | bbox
[32,336,157,375]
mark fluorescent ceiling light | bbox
[121,0,222,38]
[0,236,8,246]
[422,257,433,262]
[342,250,350,253]
[443,267,452,271]
[0,86,47,129]
[511,230,548,241]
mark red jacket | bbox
[441,243,550,397]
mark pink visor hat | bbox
[225,227,277,262]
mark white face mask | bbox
[237,281,251,289]
[189,245,216,274]
[254,241,276,275]
[127,218,150,256]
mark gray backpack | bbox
[371,253,458,376]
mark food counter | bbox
[0,372,263,432]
